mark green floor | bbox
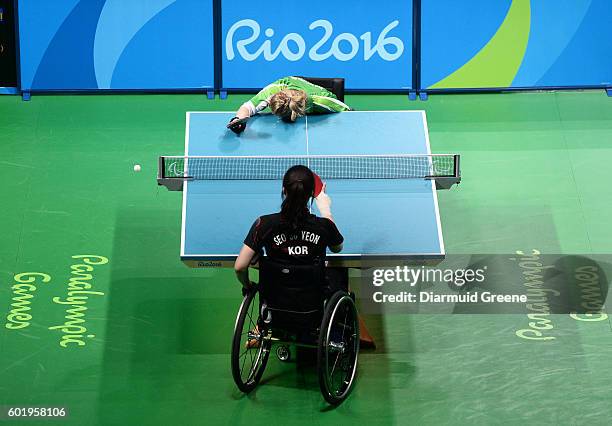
[1,91,611,425]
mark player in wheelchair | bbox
[232,165,359,405]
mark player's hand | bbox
[315,184,333,219]
[227,116,247,134]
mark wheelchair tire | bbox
[231,288,271,393]
[317,291,359,405]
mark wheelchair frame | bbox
[231,286,359,405]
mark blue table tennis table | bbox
[160,111,459,268]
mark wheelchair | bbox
[231,258,359,405]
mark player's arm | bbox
[330,242,343,253]
[235,105,252,120]
[241,80,286,116]
[311,95,351,113]
[315,184,343,252]
[328,220,344,252]
[234,244,256,288]
[315,183,333,221]
[228,79,288,134]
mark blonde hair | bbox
[269,89,306,122]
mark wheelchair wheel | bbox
[317,291,359,405]
[231,287,271,393]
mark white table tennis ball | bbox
[134,164,141,172]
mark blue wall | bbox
[15,0,612,92]
[422,0,612,89]
[18,0,215,90]
[221,0,412,90]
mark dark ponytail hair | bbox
[281,165,315,229]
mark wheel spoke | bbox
[329,349,341,382]
[239,348,248,378]
[340,304,349,342]
[239,296,261,383]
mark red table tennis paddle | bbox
[313,172,324,197]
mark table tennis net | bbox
[159,154,459,180]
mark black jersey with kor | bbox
[244,213,343,265]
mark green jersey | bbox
[243,76,351,116]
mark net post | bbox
[158,156,165,179]
[433,154,461,190]
[157,156,185,191]
[454,154,460,179]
